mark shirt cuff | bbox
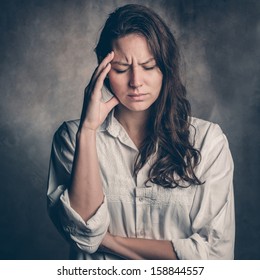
[172,233,209,260]
[60,189,110,254]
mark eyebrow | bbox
[111,57,155,66]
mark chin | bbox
[122,102,152,112]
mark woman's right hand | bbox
[79,51,119,132]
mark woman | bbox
[47,4,235,260]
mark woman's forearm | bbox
[68,128,104,222]
[101,233,178,260]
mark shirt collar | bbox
[99,110,119,136]
[99,110,138,151]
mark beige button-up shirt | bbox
[47,111,235,259]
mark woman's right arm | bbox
[47,51,118,253]
[69,51,118,222]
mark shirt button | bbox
[139,197,144,202]
[139,230,144,235]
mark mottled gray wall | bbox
[0,0,259,259]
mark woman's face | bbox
[108,34,163,112]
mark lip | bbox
[127,93,148,101]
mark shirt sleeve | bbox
[47,121,110,254]
[172,123,235,259]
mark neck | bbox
[115,105,150,148]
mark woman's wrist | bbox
[76,126,97,142]
[110,235,143,260]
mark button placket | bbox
[135,188,146,237]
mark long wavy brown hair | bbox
[95,4,202,188]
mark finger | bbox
[91,51,114,86]
[92,62,112,96]
[87,52,114,101]
[97,51,114,75]
[84,51,113,101]
[81,55,112,113]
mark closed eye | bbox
[112,67,129,73]
[114,69,128,73]
[113,65,157,73]
[143,66,156,70]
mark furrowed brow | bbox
[139,58,155,65]
[111,61,130,66]
[111,58,155,66]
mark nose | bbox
[129,67,143,89]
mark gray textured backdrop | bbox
[0,0,259,259]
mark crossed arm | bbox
[100,232,177,260]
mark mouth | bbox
[127,93,148,101]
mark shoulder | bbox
[53,119,80,147]
[190,117,223,138]
[50,120,80,173]
[56,119,80,135]
[189,117,227,150]
[190,117,234,184]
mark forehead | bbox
[112,34,154,62]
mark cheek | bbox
[108,73,126,94]
[154,74,162,84]
[145,69,163,86]
[155,71,163,84]
[150,74,163,92]
[108,73,117,87]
